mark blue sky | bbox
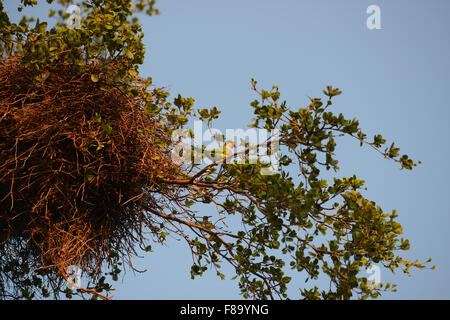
[5,0,450,299]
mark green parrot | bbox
[205,139,236,162]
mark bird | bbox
[205,139,236,163]
[224,139,237,159]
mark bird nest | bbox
[0,56,181,297]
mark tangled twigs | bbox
[0,55,182,299]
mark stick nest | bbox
[0,56,180,296]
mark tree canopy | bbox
[0,0,433,300]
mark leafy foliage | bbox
[0,0,432,300]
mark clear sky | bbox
[5,0,450,299]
